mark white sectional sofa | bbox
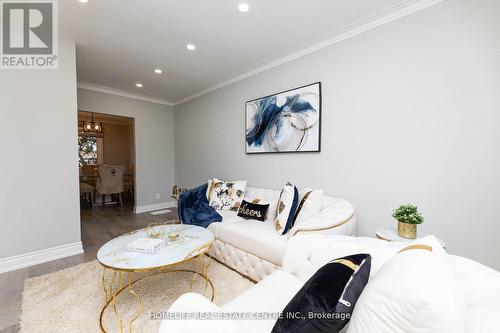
[160,234,500,333]
[207,186,357,281]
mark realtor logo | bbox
[1,0,58,69]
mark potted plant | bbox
[392,204,424,239]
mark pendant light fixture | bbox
[82,113,103,137]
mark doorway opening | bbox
[77,111,135,211]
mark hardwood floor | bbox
[0,200,177,333]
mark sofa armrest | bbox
[159,293,244,333]
[288,198,356,237]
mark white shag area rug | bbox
[21,257,254,333]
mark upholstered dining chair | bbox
[79,182,94,209]
[96,165,125,209]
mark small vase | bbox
[398,221,417,239]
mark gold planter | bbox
[398,221,417,239]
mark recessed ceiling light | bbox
[135,83,143,88]
[186,44,196,51]
[154,69,162,74]
[78,0,88,3]
[238,3,250,12]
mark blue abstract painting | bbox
[245,82,321,153]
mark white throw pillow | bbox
[292,188,324,226]
[207,178,247,211]
[347,236,465,333]
[274,182,299,235]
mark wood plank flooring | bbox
[0,200,177,333]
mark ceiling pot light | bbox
[238,3,250,12]
[154,69,162,74]
[186,44,196,51]
[136,83,143,88]
[78,0,88,3]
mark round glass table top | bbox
[97,224,214,271]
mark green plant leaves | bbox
[392,204,424,224]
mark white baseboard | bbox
[134,201,177,214]
[0,242,84,274]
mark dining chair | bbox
[96,165,125,209]
[79,182,95,209]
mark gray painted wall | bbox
[174,0,500,269]
[77,89,175,208]
[0,41,81,258]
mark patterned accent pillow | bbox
[207,178,247,211]
[274,182,299,235]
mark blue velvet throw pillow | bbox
[272,254,371,333]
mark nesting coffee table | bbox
[97,224,214,333]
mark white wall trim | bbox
[134,201,177,214]
[173,0,444,106]
[77,82,174,106]
[0,242,84,273]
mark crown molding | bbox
[173,0,444,106]
[77,82,174,106]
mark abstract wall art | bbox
[245,82,321,154]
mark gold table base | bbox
[99,253,214,333]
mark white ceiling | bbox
[60,0,421,104]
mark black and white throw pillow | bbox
[272,254,372,333]
[237,200,269,221]
[274,182,299,235]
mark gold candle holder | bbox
[165,219,182,241]
[146,222,165,239]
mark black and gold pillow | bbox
[272,253,371,333]
[237,200,269,221]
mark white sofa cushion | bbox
[293,188,324,226]
[347,236,466,333]
[449,255,500,333]
[216,219,288,265]
[206,211,244,239]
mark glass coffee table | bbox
[97,224,214,333]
